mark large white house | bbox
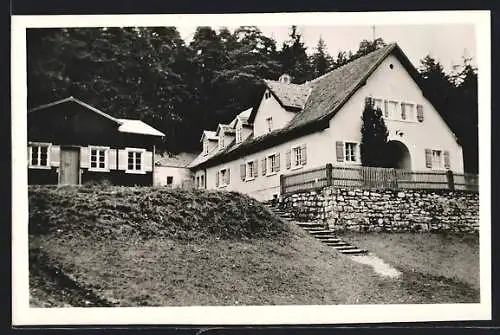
[188,43,464,201]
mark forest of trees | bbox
[26,26,478,173]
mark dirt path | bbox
[350,254,402,278]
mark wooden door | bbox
[59,147,80,185]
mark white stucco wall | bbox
[154,166,192,187]
[253,90,296,137]
[205,129,331,201]
[327,54,464,172]
[195,53,464,201]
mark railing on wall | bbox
[280,163,479,196]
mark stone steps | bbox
[264,203,368,256]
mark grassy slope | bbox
[29,186,479,306]
[342,233,480,290]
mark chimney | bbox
[278,74,292,84]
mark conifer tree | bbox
[360,98,389,167]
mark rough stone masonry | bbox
[282,187,479,234]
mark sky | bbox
[176,25,476,73]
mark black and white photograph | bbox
[12,10,491,325]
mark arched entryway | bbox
[386,140,411,170]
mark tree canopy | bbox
[27,27,478,172]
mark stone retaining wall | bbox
[282,187,479,233]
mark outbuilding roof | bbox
[28,96,165,137]
[117,119,165,137]
[155,152,198,168]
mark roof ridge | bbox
[263,79,304,87]
[29,96,122,125]
[306,43,397,86]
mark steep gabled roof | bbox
[264,80,311,110]
[191,43,447,169]
[200,130,218,142]
[236,107,252,125]
[29,96,165,137]
[289,44,398,129]
[187,144,220,168]
[29,96,121,124]
[216,124,235,136]
[248,81,310,123]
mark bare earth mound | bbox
[28,186,479,307]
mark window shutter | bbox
[108,149,117,170]
[383,100,389,117]
[262,158,267,176]
[253,161,258,178]
[144,151,153,172]
[240,164,246,180]
[444,151,450,169]
[216,171,220,187]
[336,141,344,162]
[301,144,307,165]
[226,168,230,184]
[286,150,291,169]
[417,104,424,122]
[50,145,60,167]
[81,146,90,169]
[425,149,432,168]
[365,97,372,108]
[276,153,280,172]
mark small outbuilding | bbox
[28,96,165,186]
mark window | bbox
[266,117,273,133]
[126,148,145,173]
[388,101,398,119]
[264,91,272,99]
[89,146,108,171]
[292,146,302,168]
[345,142,358,162]
[401,103,414,121]
[218,168,230,187]
[236,127,242,143]
[196,176,200,188]
[203,141,209,155]
[269,154,277,173]
[246,161,255,180]
[200,174,205,188]
[219,135,225,150]
[29,143,50,168]
[373,98,383,112]
[432,150,443,169]
[167,176,173,186]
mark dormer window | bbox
[278,74,292,84]
[266,117,273,133]
[236,126,242,144]
[219,134,225,149]
[203,140,209,155]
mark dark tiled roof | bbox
[193,43,438,169]
[264,80,311,110]
[289,44,396,128]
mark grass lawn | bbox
[342,232,480,291]
[30,225,479,306]
[28,186,480,306]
